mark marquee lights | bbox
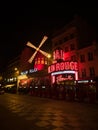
[77,80,89,83]
[51,70,75,76]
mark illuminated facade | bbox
[18,39,52,88]
[51,15,98,83]
[1,15,98,98]
[34,52,49,71]
[48,48,78,84]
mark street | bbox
[0,93,98,130]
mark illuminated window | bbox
[41,58,44,64]
[45,59,47,64]
[38,58,40,64]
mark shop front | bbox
[48,61,78,84]
[48,61,78,100]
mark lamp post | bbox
[14,67,20,94]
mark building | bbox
[50,15,98,83]
[1,56,20,93]
[17,36,52,91]
[1,15,98,100]
[47,15,98,101]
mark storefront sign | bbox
[48,61,78,73]
[21,68,38,75]
[56,75,74,83]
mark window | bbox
[70,44,75,50]
[71,55,77,61]
[81,68,86,78]
[70,33,74,39]
[89,67,95,77]
[59,40,62,44]
[45,58,47,64]
[88,52,93,61]
[41,58,44,64]
[80,55,85,62]
[38,58,40,64]
[54,42,58,46]
[64,36,68,42]
[65,47,69,52]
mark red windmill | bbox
[26,36,51,70]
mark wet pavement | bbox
[0,93,98,130]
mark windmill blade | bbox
[26,42,37,63]
[38,49,51,58]
[27,35,48,50]
[27,41,50,57]
[27,35,48,63]
[26,42,36,49]
[38,35,48,49]
[28,50,38,63]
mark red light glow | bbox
[53,49,65,61]
[34,64,44,71]
[48,61,78,73]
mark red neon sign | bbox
[53,49,64,61]
[48,61,78,73]
[56,75,74,83]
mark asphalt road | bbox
[0,93,98,130]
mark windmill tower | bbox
[26,36,51,70]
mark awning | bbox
[4,84,16,88]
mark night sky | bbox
[0,1,98,70]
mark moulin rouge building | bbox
[2,15,98,99]
[49,15,98,86]
[4,15,97,90]
[18,15,98,87]
[48,49,78,84]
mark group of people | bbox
[18,82,97,103]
